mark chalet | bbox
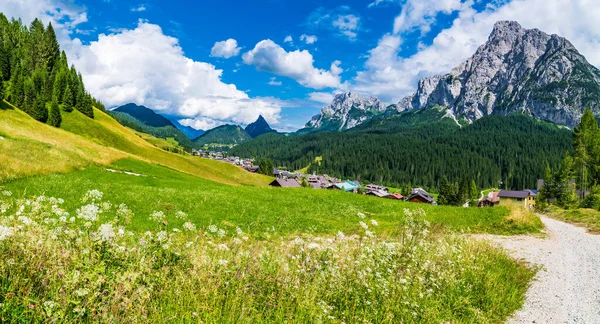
[407,188,435,204]
[498,190,537,209]
[365,184,388,193]
[366,190,388,198]
[478,191,500,207]
[385,193,404,200]
[329,180,360,192]
[269,179,301,188]
[244,166,259,173]
[310,182,321,189]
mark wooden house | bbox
[478,191,500,207]
[498,190,537,209]
[407,188,435,204]
[385,193,404,200]
[269,179,301,188]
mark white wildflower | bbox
[357,212,366,219]
[236,227,243,236]
[18,216,32,226]
[359,221,368,230]
[365,231,374,238]
[74,288,89,297]
[307,242,320,250]
[83,190,103,203]
[69,217,76,223]
[217,259,228,266]
[337,231,345,239]
[242,236,249,241]
[172,228,180,233]
[217,243,230,251]
[0,226,14,241]
[175,211,187,219]
[185,241,193,248]
[232,238,242,245]
[149,211,165,223]
[59,216,67,223]
[116,204,132,218]
[217,229,226,238]
[156,231,168,242]
[183,221,196,231]
[77,204,100,222]
[370,219,378,226]
[1,190,12,197]
[101,202,112,211]
[117,227,125,236]
[208,225,218,233]
[97,223,116,242]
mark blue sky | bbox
[4,0,600,131]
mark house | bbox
[365,184,388,193]
[407,188,435,204]
[366,190,388,198]
[269,179,301,188]
[310,182,321,189]
[329,180,360,192]
[478,191,500,207]
[244,166,259,173]
[498,190,537,209]
[385,193,404,200]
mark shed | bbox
[269,179,301,188]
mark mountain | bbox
[109,103,195,149]
[245,115,276,138]
[398,21,600,128]
[298,92,388,134]
[168,118,205,139]
[193,125,251,146]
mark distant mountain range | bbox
[166,117,205,139]
[302,21,600,133]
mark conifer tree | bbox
[43,22,60,72]
[31,95,48,123]
[23,78,35,114]
[469,180,478,205]
[48,98,61,127]
[62,83,74,112]
[9,65,24,106]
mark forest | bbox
[0,14,102,126]
[231,111,573,191]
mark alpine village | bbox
[1,2,600,323]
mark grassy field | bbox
[545,207,600,233]
[0,103,270,186]
[1,158,541,236]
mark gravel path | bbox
[482,216,600,323]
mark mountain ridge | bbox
[245,115,276,138]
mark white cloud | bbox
[353,0,600,103]
[300,34,318,44]
[68,21,281,126]
[268,77,282,86]
[368,0,400,8]
[210,38,241,59]
[308,92,335,104]
[178,117,224,131]
[242,39,342,89]
[393,0,469,35]
[332,14,360,40]
[284,35,293,43]
[131,4,146,12]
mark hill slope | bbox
[0,101,271,186]
[193,125,251,146]
[109,103,195,149]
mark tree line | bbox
[0,13,103,127]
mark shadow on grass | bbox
[0,100,14,110]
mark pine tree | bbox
[31,96,48,123]
[469,180,478,205]
[43,22,60,72]
[23,78,35,114]
[62,83,73,112]
[573,108,599,198]
[9,65,24,106]
[48,99,61,127]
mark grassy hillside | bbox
[0,101,271,186]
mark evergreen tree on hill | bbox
[62,83,74,112]
[48,99,61,127]
[31,96,48,123]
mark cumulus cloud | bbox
[130,4,146,12]
[284,35,293,43]
[308,92,335,104]
[268,77,282,86]
[300,34,318,44]
[333,14,360,40]
[353,0,600,103]
[68,21,281,127]
[306,7,361,40]
[210,38,241,58]
[242,39,342,89]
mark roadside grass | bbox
[0,191,535,323]
[545,206,600,234]
[499,200,545,234]
[2,158,536,236]
[0,104,271,186]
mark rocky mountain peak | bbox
[398,20,600,128]
[302,92,387,133]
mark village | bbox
[193,149,543,208]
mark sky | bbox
[2,0,600,132]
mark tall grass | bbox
[499,200,544,234]
[0,190,533,323]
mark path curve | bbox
[482,216,600,323]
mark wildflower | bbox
[192,312,198,317]
[149,211,165,223]
[116,204,132,218]
[69,217,76,223]
[18,216,32,226]
[359,221,368,230]
[370,219,378,226]
[307,242,320,250]
[77,204,100,222]
[357,212,366,219]
[0,226,14,241]
[183,221,196,231]
[337,231,345,239]
[236,227,243,236]
[208,225,218,233]
[172,228,180,233]
[59,216,67,223]
[139,238,147,246]
[82,189,103,203]
[117,227,125,236]
[242,236,249,241]
[217,243,230,251]
[1,190,12,197]
[97,223,116,242]
[175,211,187,219]
[185,241,193,248]
[232,237,242,245]
[101,202,112,211]
[217,259,228,266]
[217,229,226,238]
[156,231,168,242]
[365,231,374,238]
[74,288,89,297]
